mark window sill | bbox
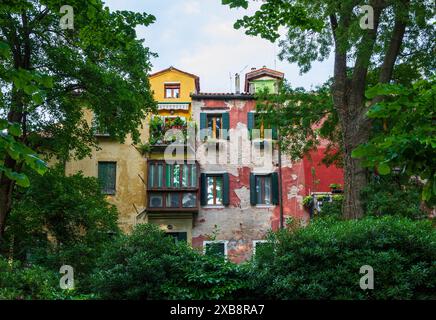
[204,138,229,144]
[202,205,225,209]
[255,204,275,209]
[251,138,275,145]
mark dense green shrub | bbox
[89,224,247,300]
[0,256,89,300]
[3,167,120,289]
[361,175,427,219]
[250,216,436,299]
[315,195,343,219]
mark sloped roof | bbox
[149,66,200,92]
[244,67,284,92]
[191,92,255,100]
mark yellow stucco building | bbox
[65,67,200,235]
[149,66,199,120]
[145,67,200,243]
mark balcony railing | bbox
[147,116,195,153]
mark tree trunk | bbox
[341,125,369,219]
[0,174,15,243]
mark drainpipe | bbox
[278,129,284,229]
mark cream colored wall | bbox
[147,216,193,245]
[64,109,149,233]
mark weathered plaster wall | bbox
[191,97,309,262]
[65,109,148,233]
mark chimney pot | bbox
[251,67,256,71]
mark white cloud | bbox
[105,0,334,92]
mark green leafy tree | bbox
[223,0,435,218]
[0,0,156,240]
[352,78,436,203]
[3,167,119,287]
[0,119,47,187]
[255,81,342,166]
[361,175,428,219]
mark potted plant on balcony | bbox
[302,195,314,210]
[329,183,343,194]
[149,116,164,144]
[138,142,152,155]
[168,116,186,130]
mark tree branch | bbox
[378,0,409,84]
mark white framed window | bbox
[203,240,228,258]
[252,240,268,256]
[164,83,180,98]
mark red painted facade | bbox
[191,94,343,263]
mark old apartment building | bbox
[65,66,343,262]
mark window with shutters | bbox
[255,175,272,205]
[98,162,116,195]
[250,172,279,206]
[207,114,222,139]
[200,112,230,141]
[207,175,223,205]
[247,112,277,140]
[201,173,229,207]
[204,240,227,258]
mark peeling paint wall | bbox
[65,109,148,233]
[191,97,310,263]
[63,86,343,263]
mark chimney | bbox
[235,73,240,94]
[251,67,256,71]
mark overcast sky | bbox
[104,0,334,92]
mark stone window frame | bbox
[252,240,268,256]
[203,240,228,258]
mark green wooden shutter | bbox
[222,173,230,206]
[272,127,278,140]
[250,173,256,205]
[98,162,116,194]
[222,112,230,140]
[200,173,207,205]
[200,113,207,141]
[271,172,279,205]
[107,162,116,194]
[247,112,255,140]
[98,162,106,192]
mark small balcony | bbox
[146,116,195,153]
[146,160,199,212]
